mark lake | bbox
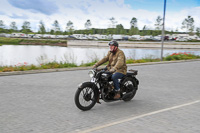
[0,45,199,66]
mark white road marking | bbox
[79,100,200,133]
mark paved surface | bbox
[0,61,200,133]
[68,40,200,49]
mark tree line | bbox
[0,16,199,36]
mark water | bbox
[0,45,199,66]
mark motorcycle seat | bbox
[127,70,138,76]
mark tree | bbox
[0,20,5,29]
[196,27,200,37]
[129,26,139,35]
[66,20,74,35]
[169,30,174,34]
[142,25,148,35]
[21,21,31,34]
[175,27,179,32]
[130,17,137,28]
[129,17,139,35]
[181,16,194,34]
[38,20,46,34]
[109,17,117,28]
[66,21,73,30]
[50,29,54,35]
[84,19,92,30]
[115,24,125,34]
[143,25,147,30]
[52,20,60,35]
[10,21,18,32]
[155,16,162,30]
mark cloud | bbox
[164,7,200,31]
[7,0,59,15]
[0,11,5,15]
[187,7,200,16]
[77,1,91,15]
[1,0,199,31]
[9,13,29,19]
[79,5,89,14]
[64,4,73,9]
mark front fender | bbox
[78,82,99,96]
[78,82,97,89]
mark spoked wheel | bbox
[74,83,97,111]
[121,77,137,101]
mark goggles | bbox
[108,41,115,45]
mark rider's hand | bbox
[109,68,116,73]
[92,64,97,69]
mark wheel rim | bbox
[79,87,95,107]
[123,80,134,93]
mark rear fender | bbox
[120,76,139,90]
[134,77,139,86]
[124,75,139,85]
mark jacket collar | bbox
[110,47,119,55]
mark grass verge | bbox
[0,52,200,72]
[0,37,67,46]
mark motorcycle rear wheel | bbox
[74,84,97,111]
[122,77,137,101]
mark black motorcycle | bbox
[74,68,139,111]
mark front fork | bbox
[90,79,101,104]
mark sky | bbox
[0,0,200,32]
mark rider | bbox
[93,40,127,99]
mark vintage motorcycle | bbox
[74,68,139,111]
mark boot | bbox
[114,92,121,99]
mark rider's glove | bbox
[109,68,116,73]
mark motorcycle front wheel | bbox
[74,83,97,111]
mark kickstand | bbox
[97,96,101,104]
[97,101,101,104]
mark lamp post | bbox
[161,0,167,61]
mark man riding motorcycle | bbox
[93,40,127,99]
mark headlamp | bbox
[88,70,95,78]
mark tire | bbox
[74,83,97,111]
[121,77,138,101]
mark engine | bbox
[101,81,115,100]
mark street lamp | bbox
[161,0,167,61]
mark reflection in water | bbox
[0,45,199,66]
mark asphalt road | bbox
[0,61,200,133]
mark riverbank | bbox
[0,37,68,47]
[1,52,200,75]
[68,40,200,49]
[1,59,200,76]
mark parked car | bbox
[164,36,169,41]
[112,35,123,40]
[176,37,188,41]
[153,36,161,41]
[67,35,77,40]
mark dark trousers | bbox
[111,72,125,91]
